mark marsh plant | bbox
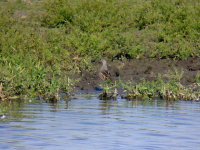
[196,72,200,84]
[0,0,199,100]
[99,81,118,100]
[165,68,184,82]
[123,79,199,101]
[99,67,200,101]
[123,72,200,101]
[43,0,199,60]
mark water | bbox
[0,95,200,150]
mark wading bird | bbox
[99,59,111,81]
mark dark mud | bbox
[75,58,200,93]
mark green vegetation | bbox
[196,72,200,83]
[0,0,199,100]
[41,0,199,59]
[100,69,200,101]
[122,79,200,101]
[99,81,118,100]
[0,1,77,100]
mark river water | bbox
[0,95,200,150]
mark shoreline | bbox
[76,58,200,92]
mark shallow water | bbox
[0,95,200,150]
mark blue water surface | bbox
[0,95,200,150]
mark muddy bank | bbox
[75,58,200,93]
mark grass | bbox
[122,79,200,101]
[41,0,200,60]
[99,69,200,101]
[196,72,200,83]
[0,1,77,100]
[0,0,199,100]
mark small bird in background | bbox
[98,59,120,100]
[99,59,111,81]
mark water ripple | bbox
[0,96,200,150]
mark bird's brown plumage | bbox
[99,60,111,81]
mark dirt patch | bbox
[75,58,200,93]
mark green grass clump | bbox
[98,68,200,101]
[123,70,200,101]
[196,72,200,83]
[42,0,200,60]
[123,79,200,101]
[0,1,76,100]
